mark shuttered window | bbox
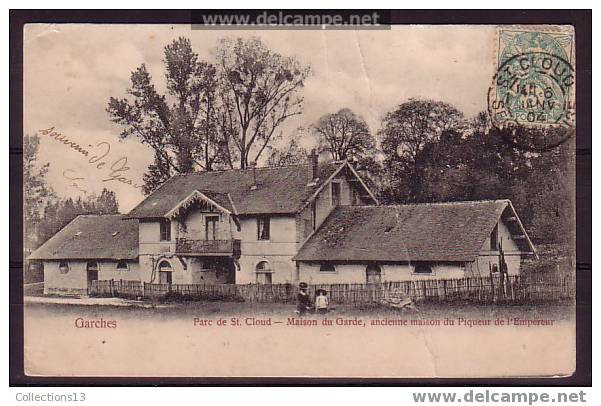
[257,216,270,240]
[160,219,171,241]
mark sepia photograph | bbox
[14,13,586,381]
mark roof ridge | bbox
[177,162,338,177]
[193,188,231,195]
[347,199,509,209]
[76,213,124,218]
[294,198,534,263]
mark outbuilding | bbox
[28,214,139,295]
[293,200,537,284]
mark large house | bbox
[29,153,536,295]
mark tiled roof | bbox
[126,163,342,218]
[294,200,535,262]
[28,215,139,260]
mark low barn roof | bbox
[294,200,535,263]
[28,214,139,261]
[126,163,342,218]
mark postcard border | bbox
[9,8,592,387]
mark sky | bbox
[24,24,497,212]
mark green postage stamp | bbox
[488,27,575,128]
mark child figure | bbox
[315,289,329,314]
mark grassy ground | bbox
[24,299,575,322]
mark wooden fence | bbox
[89,273,575,305]
[89,279,143,299]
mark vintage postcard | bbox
[20,19,578,378]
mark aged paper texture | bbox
[23,23,576,378]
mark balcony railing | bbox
[176,238,241,257]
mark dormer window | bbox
[160,218,171,241]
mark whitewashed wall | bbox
[473,219,523,276]
[139,221,174,255]
[137,254,191,284]
[97,261,140,281]
[298,262,466,284]
[43,260,140,295]
[43,260,88,294]
[234,216,297,284]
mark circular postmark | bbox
[487,51,575,152]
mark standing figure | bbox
[315,289,329,314]
[297,282,313,315]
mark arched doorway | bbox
[366,263,382,284]
[158,260,173,284]
[86,261,99,286]
[255,261,272,284]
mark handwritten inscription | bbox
[39,127,144,192]
[62,169,88,194]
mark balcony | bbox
[175,238,241,257]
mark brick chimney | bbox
[250,161,258,190]
[307,149,318,186]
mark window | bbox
[160,219,171,241]
[414,263,433,274]
[490,223,498,250]
[311,201,317,231]
[350,187,358,205]
[116,260,129,271]
[205,215,219,240]
[257,216,270,240]
[158,260,173,284]
[256,261,270,272]
[255,261,272,284]
[256,272,272,284]
[159,260,172,271]
[59,261,69,274]
[86,262,98,283]
[366,263,382,283]
[319,263,336,273]
[331,182,341,206]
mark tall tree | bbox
[266,138,308,167]
[215,37,311,169]
[23,134,56,253]
[379,99,465,202]
[37,190,120,245]
[107,37,225,193]
[96,188,120,214]
[142,151,173,195]
[313,108,375,162]
[378,106,574,246]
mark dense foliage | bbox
[108,36,310,194]
[23,134,119,255]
